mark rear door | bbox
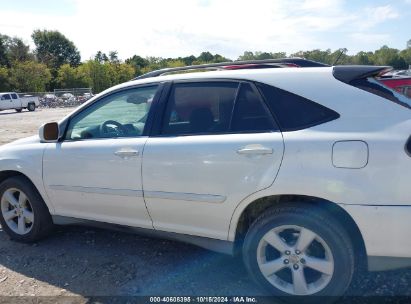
[142,80,284,239]
[10,93,20,109]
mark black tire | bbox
[0,176,53,242]
[28,103,36,111]
[15,108,23,113]
[243,203,354,303]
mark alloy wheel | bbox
[256,225,334,296]
[1,188,34,235]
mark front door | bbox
[43,85,161,228]
[0,94,13,109]
[142,81,284,239]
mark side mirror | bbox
[39,122,59,142]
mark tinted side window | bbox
[162,82,238,135]
[11,94,18,99]
[1,94,11,100]
[231,83,278,132]
[256,83,340,131]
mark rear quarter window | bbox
[256,83,340,131]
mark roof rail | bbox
[133,58,329,80]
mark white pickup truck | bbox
[0,92,39,112]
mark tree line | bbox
[0,30,410,93]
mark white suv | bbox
[0,59,410,300]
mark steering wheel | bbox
[100,120,127,137]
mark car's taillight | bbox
[406,136,411,157]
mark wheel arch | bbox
[231,194,367,270]
[0,170,53,213]
[0,170,27,184]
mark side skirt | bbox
[52,215,234,255]
[368,256,411,271]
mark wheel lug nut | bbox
[300,258,306,264]
[293,264,299,270]
[284,259,289,265]
[295,250,301,255]
[285,250,291,255]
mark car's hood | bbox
[3,135,40,147]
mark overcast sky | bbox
[0,0,410,61]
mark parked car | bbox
[0,92,39,112]
[83,92,93,99]
[40,94,58,108]
[379,76,411,98]
[60,93,76,102]
[0,59,410,301]
[78,92,94,103]
[390,70,411,77]
[43,93,57,100]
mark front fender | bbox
[0,144,55,213]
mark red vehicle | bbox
[379,77,411,98]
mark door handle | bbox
[237,146,273,155]
[114,149,139,158]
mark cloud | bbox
[344,5,400,52]
[299,0,344,12]
[0,0,405,60]
[356,5,399,30]
[350,32,390,44]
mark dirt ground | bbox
[0,108,73,145]
[0,108,410,302]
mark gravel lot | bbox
[0,108,73,145]
[0,108,410,302]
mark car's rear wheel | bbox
[243,204,354,303]
[0,176,53,242]
[27,103,36,111]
